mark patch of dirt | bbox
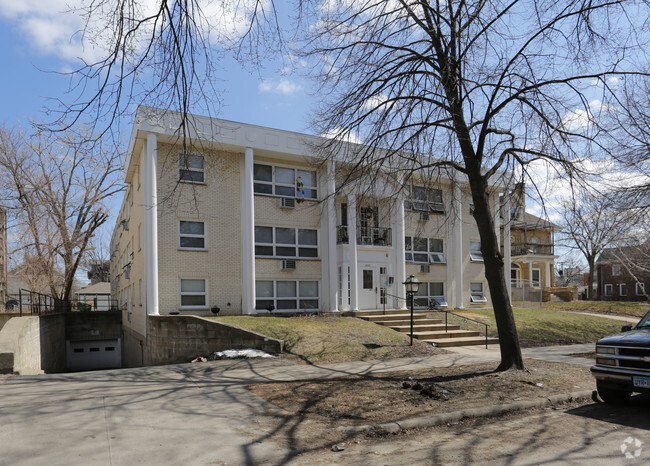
[248,359,594,428]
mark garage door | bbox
[66,339,121,371]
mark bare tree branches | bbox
[0,125,124,300]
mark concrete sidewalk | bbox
[0,343,595,465]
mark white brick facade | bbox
[111,107,509,337]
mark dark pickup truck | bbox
[591,309,650,403]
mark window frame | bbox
[413,282,447,309]
[179,278,208,309]
[404,185,445,213]
[636,282,646,296]
[469,241,483,262]
[255,280,320,311]
[470,282,487,303]
[531,268,541,287]
[179,220,207,250]
[253,163,318,200]
[178,153,206,184]
[405,236,446,264]
[255,226,319,259]
[619,283,628,296]
[604,284,613,297]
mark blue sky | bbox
[0,2,313,134]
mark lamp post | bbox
[403,274,421,346]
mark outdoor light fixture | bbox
[403,275,420,346]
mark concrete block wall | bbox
[143,315,282,366]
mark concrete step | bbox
[362,314,431,323]
[343,309,433,318]
[412,329,481,339]
[390,323,460,333]
[424,336,500,348]
[372,318,444,327]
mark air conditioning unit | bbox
[418,264,430,273]
[418,212,430,222]
[280,197,296,209]
[125,269,131,279]
[281,259,297,270]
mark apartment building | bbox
[110,107,511,349]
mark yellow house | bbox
[111,107,517,359]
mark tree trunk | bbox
[467,170,524,371]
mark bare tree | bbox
[0,125,124,301]
[297,1,650,370]
[559,189,636,299]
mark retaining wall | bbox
[0,314,66,375]
[141,315,283,366]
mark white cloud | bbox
[0,0,267,63]
[320,127,362,144]
[258,78,303,95]
[562,99,611,132]
[361,95,388,111]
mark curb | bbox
[337,390,595,434]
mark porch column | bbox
[453,183,464,308]
[241,148,256,314]
[503,194,512,300]
[528,262,533,286]
[392,197,407,309]
[327,161,338,312]
[349,194,359,310]
[143,132,159,316]
[546,262,552,288]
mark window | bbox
[612,264,621,276]
[255,226,318,258]
[470,241,483,262]
[532,269,541,287]
[255,280,319,311]
[405,237,445,263]
[179,153,205,183]
[253,163,317,199]
[179,221,206,249]
[413,282,447,309]
[470,282,487,303]
[620,283,628,296]
[405,185,444,213]
[637,283,646,296]
[180,279,207,308]
[604,284,613,297]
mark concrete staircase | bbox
[343,309,499,348]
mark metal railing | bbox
[511,243,554,256]
[336,225,393,246]
[6,289,120,315]
[383,292,491,348]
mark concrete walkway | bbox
[558,310,641,323]
[0,344,596,465]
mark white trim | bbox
[619,283,628,296]
[470,282,487,303]
[144,132,159,316]
[178,152,206,183]
[254,226,319,258]
[636,283,645,296]
[349,194,359,310]
[253,162,318,199]
[254,280,320,311]
[532,268,541,288]
[242,148,256,314]
[469,240,483,262]
[327,160,338,312]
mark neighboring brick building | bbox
[596,245,650,301]
[110,107,516,361]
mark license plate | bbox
[633,376,650,388]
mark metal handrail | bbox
[382,293,492,348]
[428,308,491,349]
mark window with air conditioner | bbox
[253,163,318,200]
[179,153,205,183]
[281,259,296,270]
[255,226,318,258]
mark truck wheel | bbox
[597,381,632,404]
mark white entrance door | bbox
[359,266,377,309]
